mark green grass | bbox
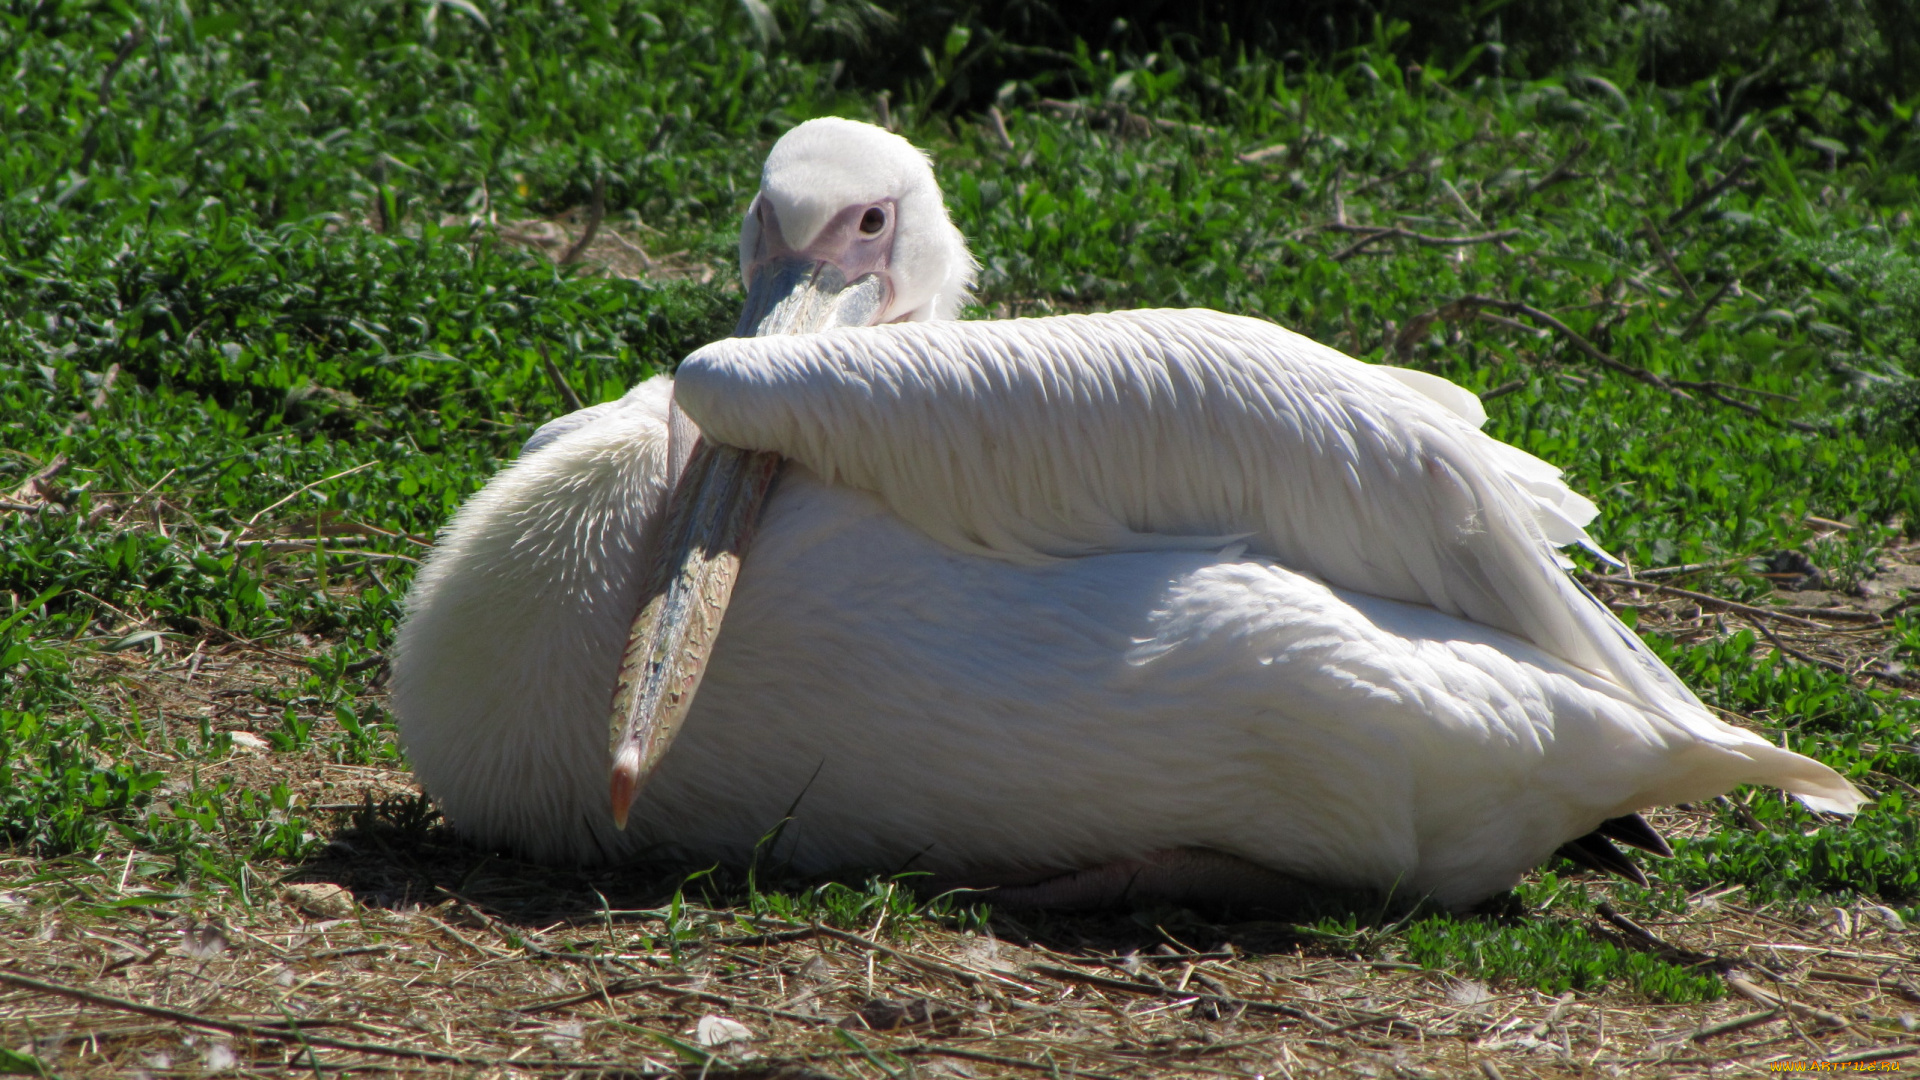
[1308,909,1726,1007]
[1397,914,1725,1004]
[3,0,1918,1002]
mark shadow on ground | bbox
[293,792,1446,959]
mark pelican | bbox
[392,117,1861,909]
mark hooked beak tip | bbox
[609,746,642,831]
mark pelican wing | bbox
[675,309,1703,721]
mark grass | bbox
[2,0,1919,1075]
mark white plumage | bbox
[392,118,1859,909]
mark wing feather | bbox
[667,308,1811,790]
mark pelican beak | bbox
[607,434,781,830]
[734,256,892,337]
[607,250,892,830]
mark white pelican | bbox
[392,117,1860,909]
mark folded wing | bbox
[672,309,1856,816]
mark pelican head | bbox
[734,117,977,336]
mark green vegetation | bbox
[1399,913,1724,1004]
[1310,887,1729,1005]
[1398,881,1728,1004]
[2,0,1917,1008]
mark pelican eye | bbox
[859,206,887,235]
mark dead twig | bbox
[1733,941,1920,967]
[82,362,122,417]
[1681,377,1818,431]
[1807,969,1920,1003]
[1725,974,1851,1030]
[240,461,379,535]
[519,975,830,1025]
[987,105,1015,150]
[1632,557,1748,579]
[1595,902,1738,978]
[1706,381,1800,403]
[1026,962,1354,1032]
[1498,138,1589,207]
[537,342,585,413]
[879,1044,1128,1080]
[1745,616,1869,683]
[1717,793,1769,832]
[1640,218,1699,302]
[1439,176,1484,226]
[1536,140,1591,186]
[1475,311,1550,337]
[600,226,658,272]
[1594,902,1671,951]
[1327,225,1521,262]
[372,157,392,234]
[559,175,606,266]
[1879,590,1920,619]
[1236,142,1289,165]
[233,536,372,550]
[1666,157,1756,229]
[0,967,638,1071]
[1829,1046,1920,1066]
[74,27,146,175]
[1452,295,1680,392]
[810,923,1034,992]
[1035,98,1220,137]
[1436,295,1819,429]
[1351,159,1433,196]
[6,453,69,511]
[1589,574,1827,628]
[1685,1007,1782,1042]
[1680,275,1743,339]
[188,617,316,665]
[1766,605,1883,624]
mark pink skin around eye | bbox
[747,197,897,293]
